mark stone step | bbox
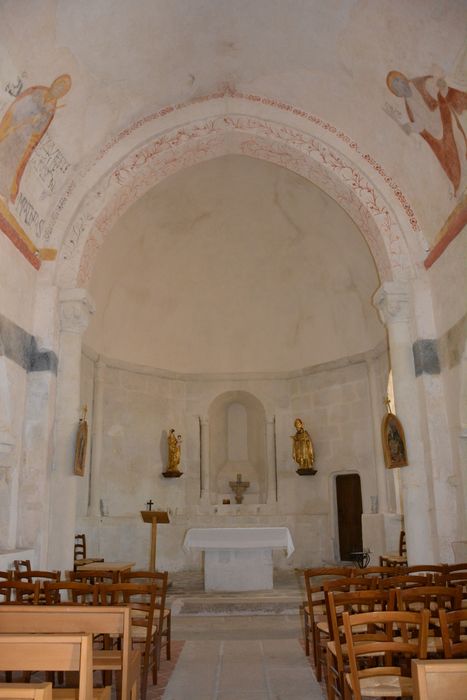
[169,592,303,616]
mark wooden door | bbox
[336,473,363,561]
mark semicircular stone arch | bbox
[52,93,428,288]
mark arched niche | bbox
[208,391,267,504]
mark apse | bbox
[76,152,390,570]
[84,154,384,373]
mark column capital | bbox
[59,288,95,334]
[373,281,410,326]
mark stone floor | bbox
[147,569,326,700]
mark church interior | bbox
[0,1,466,698]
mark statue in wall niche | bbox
[163,428,183,478]
[291,418,316,475]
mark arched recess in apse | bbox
[208,391,267,505]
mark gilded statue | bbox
[163,428,183,477]
[291,418,316,474]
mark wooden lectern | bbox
[140,510,170,571]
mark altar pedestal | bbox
[183,527,294,592]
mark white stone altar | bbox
[183,527,294,591]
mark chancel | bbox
[0,3,466,698]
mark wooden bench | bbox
[0,634,93,700]
[0,606,139,700]
[0,682,52,699]
[412,659,467,700]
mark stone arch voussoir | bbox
[54,95,426,288]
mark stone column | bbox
[199,416,210,504]
[266,416,277,503]
[47,289,95,570]
[373,281,436,564]
[89,358,106,517]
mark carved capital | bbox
[59,288,95,335]
[373,282,410,326]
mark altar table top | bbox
[183,527,294,558]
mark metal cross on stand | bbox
[146,499,154,511]
[229,473,250,504]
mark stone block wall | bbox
[77,342,391,571]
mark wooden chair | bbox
[120,570,172,663]
[302,566,353,681]
[0,571,11,581]
[437,571,467,607]
[0,633,94,700]
[43,580,98,605]
[14,569,61,603]
[14,569,61,584]
[396,584,463,656]
[343,608,430,700]
[380,530,408,567]
[358,565,406,578]
[99,575,169,700]
[378,573,432,590]
[0,605,139,700]
[443,563,467,574]
[0,682,52,699]
[13,559,32,574]
[302,567,352,666]
[438,608,467,658]
[0,579,40,604]
[326,588,391,700]
[405,564,446,578]
[306,571,372,684]
[74,534,104,569]
[412,658,467,700]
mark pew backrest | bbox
[0,683,52,699]
[0,605,133,699]
[412,659,467,700]
[0,634,92,700]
